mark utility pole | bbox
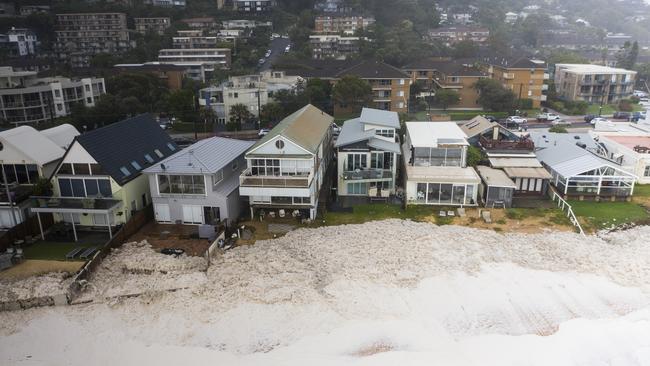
[257,86,261,130]
[193,91,198,141]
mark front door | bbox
[154,203,171,222]
[203,207,220,225]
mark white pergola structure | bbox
[30,197,122,241]
[547,161,636,198]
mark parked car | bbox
[632,111,646,122]
[506,115,527,124]
[613,111,632,120]
[551,118,571,125]
[584,114,597,123]
[258,129,270,137]
[265,49,272,58]
[482,115,498,122]
[258,58,266,65]
[589,117,610,125]
[536,112,560,122]
[284,45,291,53]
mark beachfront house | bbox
[334,108,401,205]
[402,122,480,206]
[0,124,79,228]
[591,122,650,184]
[30,114,177,240]
[239,104,333,220]
[144,137,254,226]
[476,166,516,208]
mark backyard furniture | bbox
[292,210,301,218]
[13,248,24,263]
[457,208,466,217]
[5,247,14,255]
[482,210,492,224]
[439,211,446,217]
[447,211,455,217]
[268,211,276,218]
[66,247,84,260]
[278,209,286,218]
[79,247,98,260]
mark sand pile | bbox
[0,272,70,302]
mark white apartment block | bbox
[158,48,232,69]
[0,28,38,57]
[233,0,275,12]
[0,67,104,126]
[199,75,270,124]
[309,35,362,60]
[554,64,637,103]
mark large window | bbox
[376,129,394,138]
[1,164,39,184]
[157,174,205,195]
[347,182,368,195]
[58,178,112,197]
[414,182,474,205]
[346,154,367,171]
[413,147,463,167]
[251,159,280,176]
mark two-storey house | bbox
[144,137,254,226]
[239,104,333,220]
[402,122,480,206]
[334,108,401,205]
[30,115,177,241]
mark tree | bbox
[332,75,372,114]
[165,89,196,123]
[616,41,639,70]
[466,146,484,167]
[433,89,460,110]
[304,78,332,113]
[473,79,516,112]
[228,103,252,131]
[452,40,478,58]
[260,102,284,128]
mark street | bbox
[258,36,291,72]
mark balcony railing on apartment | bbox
[342,169,392,181]
[239,168,312,188]
[479,136,535,152]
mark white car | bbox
[551,118,571,125]
[589,117,610,125]
[506,116,527,124]
[265,50,272,58]
[536,112,561,122]
[258,129,270,137]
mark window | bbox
[130,161,142,170]
[120,166,131,177]
[370,152,384,169]
[275,139,285,149]
[232,161,238,171]
[213,170,224,186]
[376,129,394,138]
[59,163,73,175]
[346,154,367,171]
[158,174,205,195]
[251,159,280,176]
[167,143,176,152]
[645,166,650,177]
[144,154,154,163]
[73,163,90,175]
[347,182,368,195]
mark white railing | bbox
[550,189,585,236]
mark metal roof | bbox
[406,165,481,183]
[359,107,400,128]
[144,136,254,175]
[476,166,517,188]
[529,131,598,150]
[249,104,332,155]
[368,138,401,154]
[406,122,468,148]
[41,124,79,149]
[335,117,401,153]
[535,143,634,178]
[459,115,497,139]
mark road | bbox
[258,37,291,72]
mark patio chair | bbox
[439,211,446,217]
[457,208,466,217]
[79,247,98,260]
[268,211,276,218]
[482,210,492,224]
[65,247,84,260]
[278,209,286,218]
[13,248,24,263]
[447,210,455,217]
[5,247,14,255]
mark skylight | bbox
[119,166,131,177]
[131,161,142,170]
[167,143,176,151]
[144,154,154,163]
[154,149,164,158]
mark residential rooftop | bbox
[406,122,468,147]
[555,63,637,74]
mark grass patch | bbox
[634,184,650,197]
[585,104,645,116]
[505,208,549,220]
[24,242,96,261]
[495,218,507,225]
[322,204,456,226]
[569,200,650,231]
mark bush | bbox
[618,99,634,112]
[549,125,569,133]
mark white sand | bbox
[1,220,650,365]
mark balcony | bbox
[541,84,549,91]
[479,136,535,153]
[30,196,123,212]
[239,168,312,188]
[502,73,515,80]
[342,169,392,181]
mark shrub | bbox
[549,125,568,133]
[496,218,507,225]
[618,99,634,112]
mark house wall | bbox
[332,77,410,116]
[597,137,650,184]
[148,154,247,224]
[337,144,398,197]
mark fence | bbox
[68,205,154,299]
[204,230,225,268]
[0,212,54,252]
[550,189,585,236]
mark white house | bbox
[239,104,333,219]
[334,108,401,205]
[591,122,650,184]
[402,122,480,206]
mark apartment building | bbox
[158,48,231,69]
[309,35,362,60]
[276,59,411,115]
[402,121,480,206]
[180,17,218,32]
[134,17,171,35]
[19,5,51,16]
[222,19,272,29]
[55,13,131,67]
[480,56,549,108]
[144,0,186,6]
[0,67,105,126]
[114,63,185,90]
[428,26,489,46]
[334,108,401,205]
[239,104,333,220]
[233,0,275,12]
[553,64,636,104]
[199,74,269,124]
[172,35,220,49]
[0,28,38,57]
[314,15,375,34]
[403,59,488,109]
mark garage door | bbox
[182,205,203,224]
[154,204,171,223]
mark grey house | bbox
[143,136,254,226]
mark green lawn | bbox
[323,204,455,226]
[585,104,645,116]
[634,184,650,197]
[24,241,97,261]
[568,201,650,231]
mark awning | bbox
[476,166,517,188]
[503,167,552,179]
[406,165,481,184]
[489,157,542,168]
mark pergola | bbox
[30,197,123,241]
